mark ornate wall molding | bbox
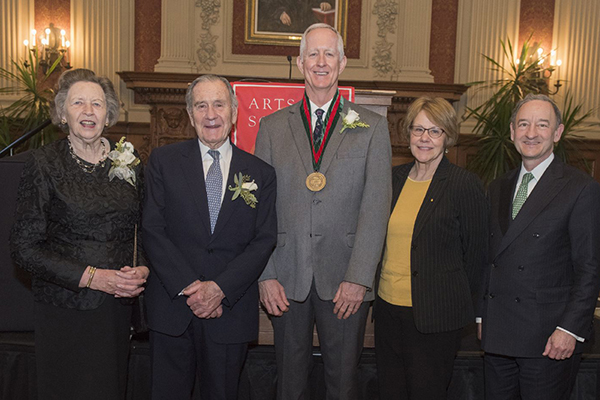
[371,0,433,82]
[195,0,221,71]
[371,0,399,78]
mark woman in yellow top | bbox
[375,97,488,399]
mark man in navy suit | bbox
[142,75,277,400]
[479,94,600,400]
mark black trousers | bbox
[150,316,248,400]
[34,297,132,400]
[484,352,581,400]
[374,296,461,400]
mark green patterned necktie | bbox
[512,172,534,219]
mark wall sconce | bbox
[519,46,564,95]
[23,23,72,74]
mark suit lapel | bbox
[319,100,348,175]
[496,159,567,255]
[412,157,450,240]
[390,163,412,213]
[179,140,211,235]
[210,144,248,241]
[498,170,518,235]
[288,103,313,176]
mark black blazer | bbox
[142,139,277,343]
[481,157,600,357]
[377,157,488,333]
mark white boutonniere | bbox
[107,137,140,187]
[340,108,370,134]
[228,172,258,208]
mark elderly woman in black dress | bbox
[10,68,148,400]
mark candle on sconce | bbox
[41,37,48,62]
[65,40,71,64]
[23,39,29,60]
[556,59,562,81]
[61,29,66,48]
[31,29,36,48]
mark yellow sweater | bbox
[378,178,431,306]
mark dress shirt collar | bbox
[517,152,554,184]
[198,139,232,161]
[309,98,333,130]
[514,153,554,199]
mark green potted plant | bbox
[0,48,63,154]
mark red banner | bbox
[232,82,354,154]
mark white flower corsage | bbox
[340,108,370,134]
[107,137,140,187]
[228,172,258,208]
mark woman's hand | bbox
[114,266,149,297]
[79,265,148,297]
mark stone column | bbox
[154,0,197,73]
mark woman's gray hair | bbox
[299,23,345,60]
[50,69,120,133]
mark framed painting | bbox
[244,0,348,46]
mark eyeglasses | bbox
[410,125,445,139]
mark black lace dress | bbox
[10,137,144,400]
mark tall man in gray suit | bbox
[254,23,392,399]
[479,94,600,400]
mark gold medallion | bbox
[306,172,326,192]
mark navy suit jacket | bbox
[481,157,600,357]
[142,139,277,343]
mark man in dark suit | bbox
[479,94,600,400]
[254,23,391,399]
[142,75,277,400]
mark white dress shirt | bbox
[513,152,554,199]
[309,98,333,131]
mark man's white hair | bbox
[299,23,345,60]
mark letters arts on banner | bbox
[231,82,354,153]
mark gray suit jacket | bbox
[254,99,392,302]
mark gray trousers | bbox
[272,283,370,400]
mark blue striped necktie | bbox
[206,150,222,233]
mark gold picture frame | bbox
[245,0,348,47]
